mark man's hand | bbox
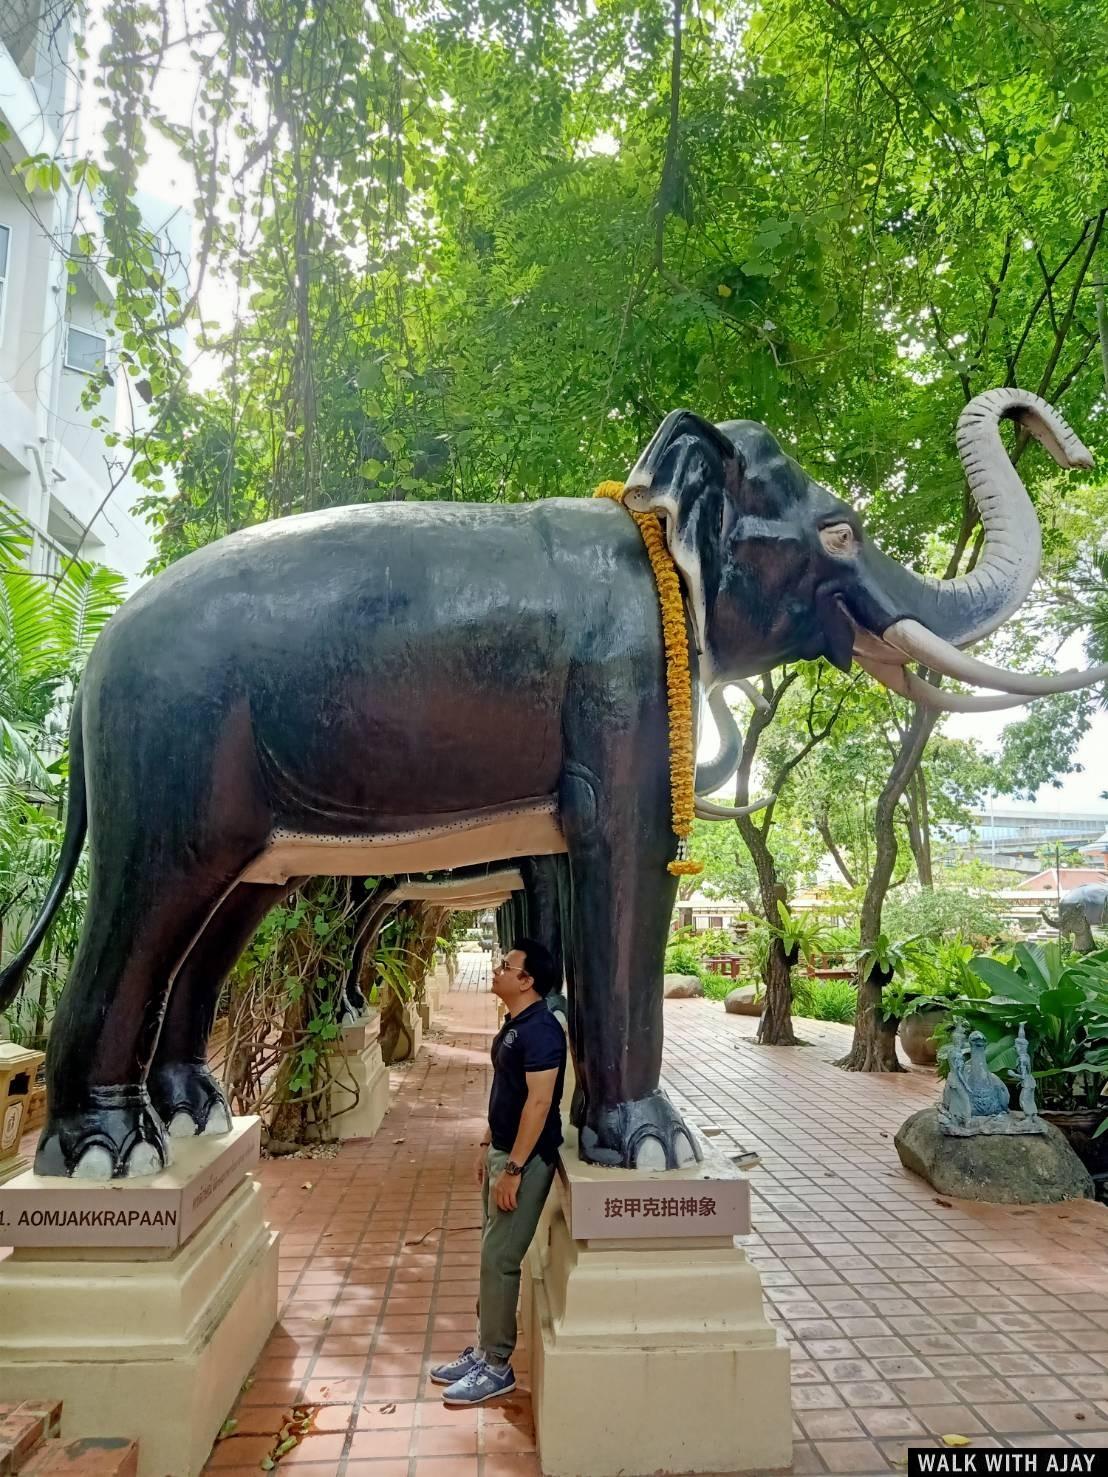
[475,1144,489,1187]
[493,1171,520,1212]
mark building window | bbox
[709,915,724,930]
[1,0,42,77]
[0,225,10,342]
[64,324,108,376]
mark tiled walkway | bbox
[204,965,1108,1476]
[450,954,494,992]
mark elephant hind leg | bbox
[149,879,296,1139]
[38,852,269,1179]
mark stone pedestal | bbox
[0,1118,278,1477]
[322,1015,391,1142]
[523,1128,790,1477]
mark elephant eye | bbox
[819,522,859,559]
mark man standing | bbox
[432,937,567,1406]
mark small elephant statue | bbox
[1,387,1103,1178]
[1042,881,1108,954]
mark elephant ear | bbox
[623,410,743,659]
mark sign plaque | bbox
[0,1116,261,1249]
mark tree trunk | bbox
[839,705,937,1072]
[738,812,798,1046]
[845,967,900,1072]
[757,935,798,1045]
[817,812,856,888]
[903,770,934,887]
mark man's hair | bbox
[512,937,560,998]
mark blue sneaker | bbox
[429,1346,480,1385]
[441,1358,516,1406]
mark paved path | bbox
[451,953,494,992]
[205,977,1108,1476]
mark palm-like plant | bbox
[0,515,125,1041]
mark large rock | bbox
[663,973,703,999]
[724,984,763,1016]
[895,1107,1094,1204]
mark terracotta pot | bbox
[898,1007,949,1067]
[1040,1108,1108,1180]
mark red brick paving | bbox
[194,963,1108,1474]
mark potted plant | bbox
[883,940,983,1067]
[952,942,1108,1177]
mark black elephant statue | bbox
[1042,881,1108,954]
[1,386,1104,1178]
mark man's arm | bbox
[493,1068,558,1211]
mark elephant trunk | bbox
[695,684,768,796]
[857,388,1092,652]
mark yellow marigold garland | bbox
[594,480,703,878]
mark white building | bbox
[0,0,188,584]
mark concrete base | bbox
[324,1023,391,1142]
[0,1133,278,1477]
[0,1152,31,1186]
[524,1167,790,1475]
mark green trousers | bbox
[479,1147,556,1364]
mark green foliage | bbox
[766,902,831,966]
[0,527,125,1044]
[664,943,705,978]
[857,931,920,987]
[668,926,736,960]
[792,977,858,1024]
[884,886,1007,949]
[951,943,1108,1114]
[881,939,989,1020]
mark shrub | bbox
[668,925,736,959]
[792,977,858,1023]
[664,943,704,977]
[699,973,737,1002]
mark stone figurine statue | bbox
[1015,1023,1040,1121]
[938,1023,974,1127]
[964,1030,1010,1117]
[0,388,1101,1178]
[939,1022,1045,1137]
[1041,882,1108,954]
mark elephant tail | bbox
[0,690,88,1013]
[1041,908,1062,929]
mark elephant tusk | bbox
[695,794,775,820]
[902,670,1032,712]
[881,618,1108,696]
[853,649,1032,711]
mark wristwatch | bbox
[504,1160,524,1176]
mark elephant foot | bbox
[579,1090,701,1170]
[148,1062,233,1140]
[35,1085,171,1180]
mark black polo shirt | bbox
[488,999,567,1164]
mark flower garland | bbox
[594,481,703,878]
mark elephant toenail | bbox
[72,1146,115,1180]
[673,1131,697,1166]
[633,1136,667,1170]
[168,1111,198,1138]
[202,1102,232,1136]
[124,1143,165,1177]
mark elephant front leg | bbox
[560,763,699,1170]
